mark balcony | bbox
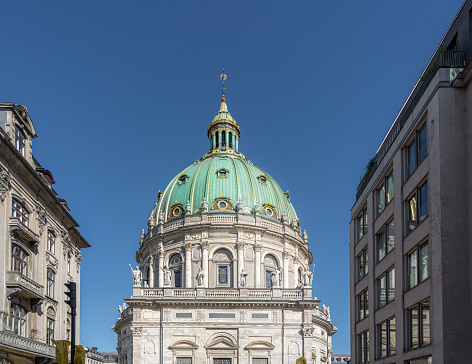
[0,330,54,358]
[6,271,44,300]
[9,217,39,246]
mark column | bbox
[293,260,299,288]
[212,133,216,150]
[254,244,261,288]
[225,129,229,147]
[149,255,154,288]
[237,242,245,287]
[235,136,239,151]
[232,133,236,149]
[185,242,192,288]
[218,130,222,148]
[158,251,164,288]
[283,252,289,288]
[202,242,209,287]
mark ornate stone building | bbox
[0,103,90,364]
[114,88,336,364]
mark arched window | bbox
[47,230,56,254]
[213,249,233,287]
[264,254,278,288]
[11,244,28,275]
[12,199,28,226]
[8,303,27,337]
[169,254,183,288]
[215,131,219,148]
[46,307,55,345]
[222,131,226,147]
[47,268,55,298]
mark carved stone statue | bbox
[201,199,209,212]
[158,210,164,224]
[326,306,331,320]
[254,201,262,215]
[271,267,282,288]
[117,303,127,315]
[236,200,244,212]
[140,229,145,241]
[302,267,313,287]
[291,218,298,229]
[129,264,142,286]
[281,211,288,224]
[185,200,192,214]
[240,268,248,287]
[302,230,308,244]
[196,268,204,287]
[161,265,172,286]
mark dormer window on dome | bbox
[257,175,267,185]
[216,168,229,178]
[169,202,185,218]
[178,174,189,186]
[262,203,277,219]
[212,196,233,211]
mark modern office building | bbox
[350,1,472,363]
[0,103,90,364]
[114,84,337,364]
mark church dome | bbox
[149,99,300,230]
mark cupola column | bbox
[225,129,229,148]
[235,136,239,151]
[212,133,216,151]
[254,244,261,288]
[158,250,164,288]
[217,130,222,148]
[149,255,154,288]
[237,242,245,287]
[202,242,209,287]
[184,243,192,288]
[232,133,236,150]
[283,251,290,288]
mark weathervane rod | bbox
[216,68,231,102]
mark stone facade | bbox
[0,103,90,364]
[350,2,472,363]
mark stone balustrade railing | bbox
[134,287,311,301]
[6,271,44,298]
[0,330,55,358]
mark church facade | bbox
[114,87,336,364]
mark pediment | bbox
[169,340,198,350]
[205,338,239,350]
[245,341,275,350]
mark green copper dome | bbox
[149,100,299,229]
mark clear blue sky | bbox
[0,0,464,354]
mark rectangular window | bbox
[46,318,55,345]
[8,303,27,337]
[406,123,427,178]
[174,270,181,288]
[376,172,394,216]
[47,268,55,298]
[377,267,395,309]
[47,231,55,255]
[176,359,192,364]
[377,317,395,358]
[252,359,268,364]
[265,270,272,288]
[357,289,369,321]
[407,241,430,290]
[407,358,432,364]
[356,207,368,242]
[14,126,26,157]
[357,248,368,281]
[407,181,428,234]
[218,265,228,285]
[357,330,369,363]
[407,299,430,349]
[376,220,394,262]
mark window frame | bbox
[46,268,55,298]
[376,317,396,358]
[407,299,431,350]
[47,230,56,255]
[405,122,428,179]
[376,171,394,218]
[356,247,368,282]
[357,330,369,363]
[357,289,369,322]
[355,207,368,243]
[46,317,55,345]
[376,219,395,263]
[8,303,27,337]
[406,240,430,290]
[12,198,29,227]
[216,264,230,286]
[377,266,395,309]
[11,244,28,276]
[406,180,428,235]
[14,126,26,157]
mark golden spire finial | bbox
[216,68,231,102]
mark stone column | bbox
[202,241,209,287]
[293,260,299,288]
[218,129,222,148]
[237,242,245,287]
[225,129,229,147]
[149,255,154,288]
[254,244,261,288]
[283,251,290,288]
[185,243,192,288]
[158,251,164,288]
[235,136,239,151]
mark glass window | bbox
[47,268,55,298]
[67,255,71,274]
[12,199,29,226]
[47,317,55,345]
[376,172,394,217]
[406,123,427,178]
[357,248,368,281]
[358,330,369,363]
[47,231,55,254]
[252,359,268,364]
[265,270,272,288]
[357,289,369,321]
[8,303,27,337]
[176,359,192,364]
[407,299,430,349]
[11,244,28,275]
[356,207,368,242]
[407,241,429,290]
[218,266,228,285]
[407,181,428,234]
[14,126,26,157]
[377,317,395,358]
[376,220,394,262]
[213,359,232,364]
[377,267,395,309]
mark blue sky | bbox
[0,0,464,354]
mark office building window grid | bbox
[407,241,430,290]
[376,219,394,263]
[377,267,395,309]
[376,172,394,217]
[406,181,428,234]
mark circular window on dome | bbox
[265,208,273,216]
[169,204,185,218]
[218,201,227,209]
[262,205,277,219]
[211,198,233,211]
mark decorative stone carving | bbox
[282,251,291,259]
[201,241,209,250]
[158,210,164,224]
[145,340,155,355]
[201,198,209,212]
[0,170,12,203]
[196,268,204,286]
[254,243,262,252]
[236,241,245,250]
[281,211,288,224]
[240,269,248,287]
[161,265,171,286]
[291,218,298,229]
[60,229,71,245]
[254,201,262,214]
[184,242,192,251]
[185,232,208,240]
[46,253,58,268]
[240,232,254,240]
[129,265,142,286]
[236,200,244,212]
[131,327,142,336]
[36,205,47,235]
[117,303,127,315]
[185,200,192,214]
[303,328,315,337]
[302,230,308,244]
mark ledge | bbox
[6,271,44,299]
[9,217,39,245]
[0,330,55,358]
